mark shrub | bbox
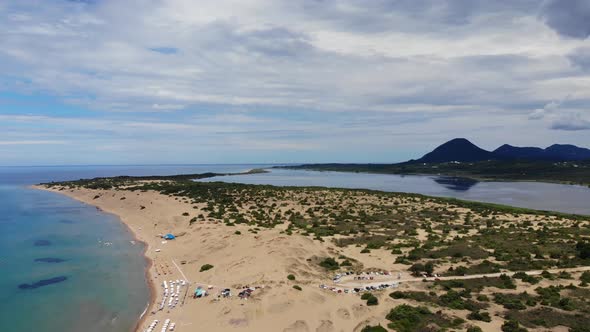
[501,320,528,332]
[361,293,373,300]
[361,325,387,332]
[293,285,302,291]
[287,274,296,281]
[467,311,492,322]
[234,230,241,235]
[182,212,189,216]
[390,291,406,299]
[409,263,425,276]
[199,264,214,272]
[575,241,590,259]
[341,259,352,266]
[467,327,483,332]
[477,294,489,302]
[366,295,379,306]
[386,305,438,332]
[360,248,371,254]
[319,257,340,270]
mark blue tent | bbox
[164,233,175,240]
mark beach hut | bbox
[164,233,176,240]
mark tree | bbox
[409,263,425,276]
[576,241,590,259]
[501,320,528,332]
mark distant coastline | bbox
[275,161,590,187]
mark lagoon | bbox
[201,168,590,215]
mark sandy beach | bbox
[36,186,398,331]
[35,184,590,332]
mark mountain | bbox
[494,144,550,160]
[415,138,496,163]
[414,139,590,163]
[495,143,590,161]
[545,144,590,161]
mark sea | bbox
[1,164,590,332]
[0,165,267,332]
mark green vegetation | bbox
[292,285,302,291]
[507,307,590,331]
[287,274,296,281]
[319,257,340,270]
[512,272,541,285]
[199,264,214,272]
[437,275,515,291]
[361,325,387,332]
[389,290,486,312]
[501,320,528,332]
[361,293,379,306]
[467,310,491,322]
[385,304,463,332]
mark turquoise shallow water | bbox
[0,165,269,332]
[0,184,149,332]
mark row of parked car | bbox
[318,282,399,294]
[332,270,393,283]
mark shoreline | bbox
[33,185,157,332]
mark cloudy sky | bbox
[1,0,590,165]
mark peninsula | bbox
[36,173,590,332]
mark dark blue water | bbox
[0,164,269,332]
[202,169,590,215]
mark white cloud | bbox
[1,1,590,164]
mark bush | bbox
[467,327,483,332]
[234,230,241,235]
[467,311,492,322]
[182,212,189,216]
[386,305,435,332]
[361,325,387,332]
[293,285,302,291]
[390,291,406,299]
[361,293,373,300]
[199,264,214,272]
[360,248,371,254]
[575,241,590,259]
[501,320,528,332]
[366,295,379,306]
[409,263,425,276]
[319,257,340,270]
[477,294,489,302]
[287,274,296,281]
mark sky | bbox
[1,0,590,166]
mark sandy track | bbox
[334,266,590,288]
